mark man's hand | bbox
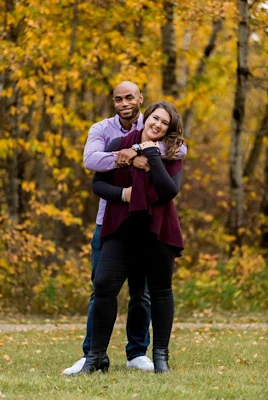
[114,148,136,167]
[133,155,150,172]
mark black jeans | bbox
[91,234,175,353]
[83,224,151,360]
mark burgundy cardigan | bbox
[101,130,184,255]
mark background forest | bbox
[0,0,267,316]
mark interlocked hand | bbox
[114,148,136,167]
[133,155,150,172]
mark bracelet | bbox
[121,188,127,202]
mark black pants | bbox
[91,233,175,353]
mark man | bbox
[63,81,187,375]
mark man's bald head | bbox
[112,81,144,125]
[113,81,141,97]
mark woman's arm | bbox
[142,147,182,202]
[92,137,125,202]
[92,172,124,201]
[92,139,182,203]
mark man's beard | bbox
[119,107,139,121]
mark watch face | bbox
[132,144,141,155]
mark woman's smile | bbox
[142,108,171,141]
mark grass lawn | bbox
[0,319,267,400]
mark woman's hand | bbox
[139,141,160,151]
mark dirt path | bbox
[1,322,267,332]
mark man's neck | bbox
[119,112,140,131]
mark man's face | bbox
[113,86,143,121]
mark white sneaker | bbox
[126,355,154,371]
[62,357,86,375]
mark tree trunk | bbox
[1,0,26,224]
[243,103,268,178]
[161,1,178,97]
[54,0,79,249]
[228,0,250,242]
[260,143,268,250]
[183,17,223,138]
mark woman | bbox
[84,101,184,374]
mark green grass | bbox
[0,322,267,400]
[1,309,268,325]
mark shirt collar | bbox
[115,113,142,133]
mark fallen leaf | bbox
[3,355,12,364]
[236,358,248,365]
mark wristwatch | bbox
[131,144,142,156]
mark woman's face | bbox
[142,108,171,142]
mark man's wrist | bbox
[131,144,142,156]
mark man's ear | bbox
[139,93,144,104]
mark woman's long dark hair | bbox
[143,101,184,160]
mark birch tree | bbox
[161,1,179,97]
[229,0,250,241]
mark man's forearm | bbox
[84,141,187,172]
[84,152,117,172]
[83,133,120,172]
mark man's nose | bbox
[121,98,129,105]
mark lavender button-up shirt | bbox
[83,113,187,225]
